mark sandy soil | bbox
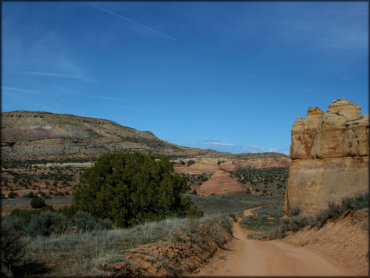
[284,209,369,276]
[197,208,353,276]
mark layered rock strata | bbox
[284,99,369,216]
[1,111,214,161]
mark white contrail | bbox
[85,2,176,41]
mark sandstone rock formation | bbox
[173,154,290,175]
[284,99,369,216]
[197,170,246,196]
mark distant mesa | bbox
[284,98,369,216]
[1,111,214,161]
[1,111,291,164]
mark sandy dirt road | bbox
[197,208,352,276]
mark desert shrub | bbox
[24,214,232,276]
[58,205,78,219]
[341,192,369,211]
[186,206,204,218]
[7,192,18,199]
[267,215,315,240]
[3,216,26,233]
[27,211,64,236]
[266,193,369,239]
[73,152,201,227]
[315,193,369,228]
[9,210,34,230]
[24,191,34,198]
[289,206,301,216]
[30,196,46,209]
[281,215,315,232]
[96,218,114,230]
[1,223,25,278]
[73,211,96,232]
[248,232,268,240]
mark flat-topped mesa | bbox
[284,99,369,216]
[1,111,215,160]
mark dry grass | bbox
[22,214,231,276]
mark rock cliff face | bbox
[284,99,369,216]
[173,154,290,175]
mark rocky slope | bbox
[173,155,290,195]
[284,99,369,216]
[2,111,292,197]
[1,111,214,161]
[284,209,368,275]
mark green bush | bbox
[341,192,369,211]
[268,193,369,239]
[27,211,64,236]
[3,216,25,234]
[24,192,34,198]
[7,192,18,199]
[30,196,46,209]
[316,192,369,228]
[1,223,25,278]
[10,209,33,226]
[268,215,315,240]
[96,217,114,230]
[58,205,78,219]
[73,152,201,227]
[73,211,96,232]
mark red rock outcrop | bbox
[173,155,291,175]
[284,99,369,216]
[197,170,246,196]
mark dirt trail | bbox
[197,207,352,276]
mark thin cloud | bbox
[85,3,176,41]
[185,139,289,155]
[20,71,93,83]
[3,86,39,94]
[287,84,316,93]
[2,86,52,97]
[76,92,128,102]
[274,3,367,52]
[203,140,235,147]
[119,105,157,113]
[3,28,92,84]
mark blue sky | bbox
[2,2,368,155]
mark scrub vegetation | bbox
[242,193,369,240]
